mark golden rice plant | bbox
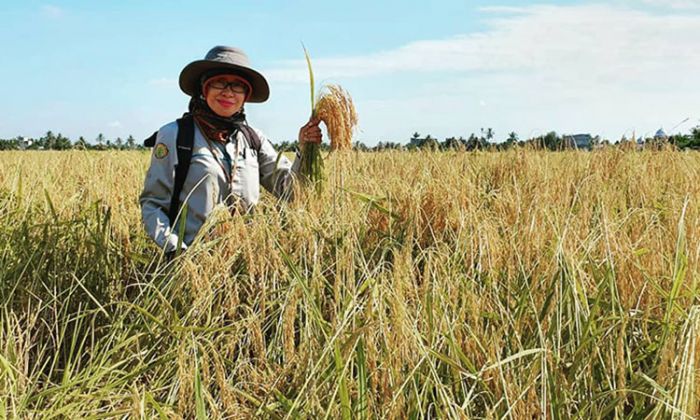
[316,84,358,151]
[3,149,700,418]
[300,46,358,193]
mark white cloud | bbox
[262,4,700,142]
[478,6,530,14]
[266,4,700,87]
[149,77,177,88]
[40,5,64,19]
[640,0,700,9]
[107,121,121,128]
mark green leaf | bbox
[355,338,368,419]
[145,392,170,420]
[176,203,188,258]
[194,348,207,420]
[334,342,351,420]
[302,43,316,117]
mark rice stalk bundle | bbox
[300,45,324,191]
[316,85,358,151]
[300,46,358,192]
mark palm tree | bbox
[74,136,88,150]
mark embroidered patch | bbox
[154,143,169,159]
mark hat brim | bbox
[179,60,270,103]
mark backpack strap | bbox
[162,117,259,226]
[143,131,158,147]
[168,115,195,226]
[237,124,262,152]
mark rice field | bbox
[1,149,699,418]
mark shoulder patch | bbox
[154,143,169,159]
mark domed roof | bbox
[654,128,668,139]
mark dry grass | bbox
[1,149,700,418]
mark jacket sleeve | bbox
[254,128,302,201]
[139,122,187,252]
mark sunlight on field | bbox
[1,149,699,418]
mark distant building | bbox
[654,128,668,142]
[18,138,33,150]
[562,134,593,150]
[635,128,670,150]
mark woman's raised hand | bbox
[298,117,322,145]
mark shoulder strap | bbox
[166,118,258,225]
[168,115,195,225]
[143,131,158,147]
[237,124,262,152]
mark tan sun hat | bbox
[179,46,270,103]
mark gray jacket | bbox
[139,120,301,252]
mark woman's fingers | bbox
[300,120,323,143]
[306,127,322,137]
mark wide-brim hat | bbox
[179,46,270,103]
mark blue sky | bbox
[1,0,699,145]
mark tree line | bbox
[363,127,700,151]
[2,126,700,152]
[0,131,141,151]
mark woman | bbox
[140,45,321,253]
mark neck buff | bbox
[188,95,246,144]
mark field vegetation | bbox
[1,149,699,418]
